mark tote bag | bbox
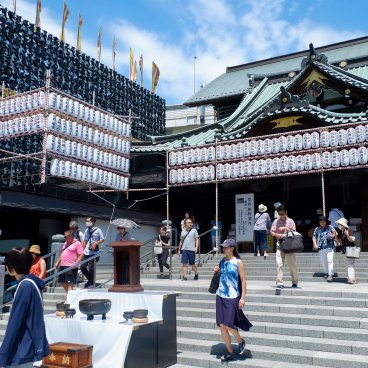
[154,235,163,255]
[279,231,304,253]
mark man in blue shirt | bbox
[81,216,104,288]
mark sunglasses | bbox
[278,213,286,216]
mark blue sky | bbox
[2,0,367,104]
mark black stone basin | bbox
[133,309,148,319]
[64,308,76,318]
[123,311,134,320]
[79,299,111,320]
[56,302,70,311]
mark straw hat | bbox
[336,218,349,229]
[29,245,41,254]
[258,204,267,213]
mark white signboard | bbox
[235,193,254,242]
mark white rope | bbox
[128,191,168,209]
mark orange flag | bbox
[152,61,160,94]
[139,54,144,87]
[97,27,102,63]
[34,0,42,32]
[129,48,134,81]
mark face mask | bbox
[86,221,93,227]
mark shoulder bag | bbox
[154,235,163,255]
[279,231,304,253]
[208,259,222,294]
[346,246,360,258]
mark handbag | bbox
[208,271,220,294]
[154,235,163,255]
[279,231,304,253]
[346,246,360,259]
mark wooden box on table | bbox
[41,342,93,368]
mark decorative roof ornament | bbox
[301,43,328,68]
[181,137,189,147]
[279,86,301,106]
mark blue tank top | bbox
[216,257,240,299]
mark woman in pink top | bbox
[54,230,84,293]
[270,205,299,289]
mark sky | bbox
[1,0,367,105]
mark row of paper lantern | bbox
[50,159,129,190]
[0,91,131,138]
[0,114,44,137]
[46,135,130,173]
[47,114,131,154]
[169,147,368,183]
[48,93,130,136]
[168,125,368,167]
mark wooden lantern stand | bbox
[108,241,144,292]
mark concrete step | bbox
[177,298,368,318]
[178,326,368,355]
[177,338,368,367]
[176,316,368,342]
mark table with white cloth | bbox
[44,289,178,368]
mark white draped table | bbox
[44,289,165,368]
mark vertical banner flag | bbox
[60,1,70,43]
[235,193,254,242]
[77,14,83,51]
[152,61,160,94]
[97,27,102,63]
[13,0,16,14]
[139,54,144,87]
[112,37,116,71]
[129,48,134,81]
[34,0,42,32]
[133,60,137,82]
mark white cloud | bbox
[0,0,364,105]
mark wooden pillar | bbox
[360,173,368,252]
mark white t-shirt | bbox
[180,228,199,251]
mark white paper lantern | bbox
[201,147,209,162]
[347,128,357,145]
[88,128,94,142]
[358,147,368,164]
[195,166,202,181]
[177,169,183,183]
[169,152,177,166]
[208,165,215,180]
[311,132,320,148]
[188,167,195,182]
[177,151,183,165]
[183,168,189,182]
[355,125,365,143]
[237,162,244,177]
[194,148,202,162]
[296,155,304,171]
[273,157,281,173]
[264,139,272,154]
[288,156,296,171]
[223,144,231,160]
[322,151,332,168]
[65,161,72,177]
[216,146,225,160]
[236,143,244,158]
[338,129,348,146]
[271,137,280,154]
[312,153,321,169]
[251,160,259,176]
[286,135,295,152]
[95,110,101,125]
[46,135,55,151]
[169,170,176,184]
[50,159,59,175]
[243,161,251,176]
[303,133,312,150]
[249,140,258,156]
[329,130,338,147]
[187,149,194,164]
[183,150,189,164]
[349,148,359,165]
[223,163,231,178]
[258,159,266,175]
[279,136,288,152]
[365,125,368,142]
[243,141,250,156]
[67,99,74,116]
[202,166,209,181]
[62,97,69,113]
[208,146,216,161]
[280,156,289,172]
[230,163,238,178]
[65,140,72,156]
[59,161,66,177]
[294,134,303,150]
[340,149,350,166]
[304,154,313,170]
[257,140,265,155]
[71,163,77,178]
[265,159,273,174]
[216,164,224,179]
[331,151,340,167]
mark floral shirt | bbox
[313,225,335,250]
[216,257,240,299]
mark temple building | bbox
[131,36,368,252]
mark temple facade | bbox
[131,36,368,252]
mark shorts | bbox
[58,266,78,285]
[181,250,195,265]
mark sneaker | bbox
[238,338,246,356]
[291,284,298,288]
[182,276,187,281]
[221,352,235,362]
[276,284,284,289]
[194,274,199,280]
[323,274,328,279]
[326,275,333,282]
[84,282,91,289]
[257,253,260,257]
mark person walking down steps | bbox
[157,225,171,278]
[254,204,272,258]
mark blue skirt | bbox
[216,295,253,331]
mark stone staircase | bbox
[2,252,368,368]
